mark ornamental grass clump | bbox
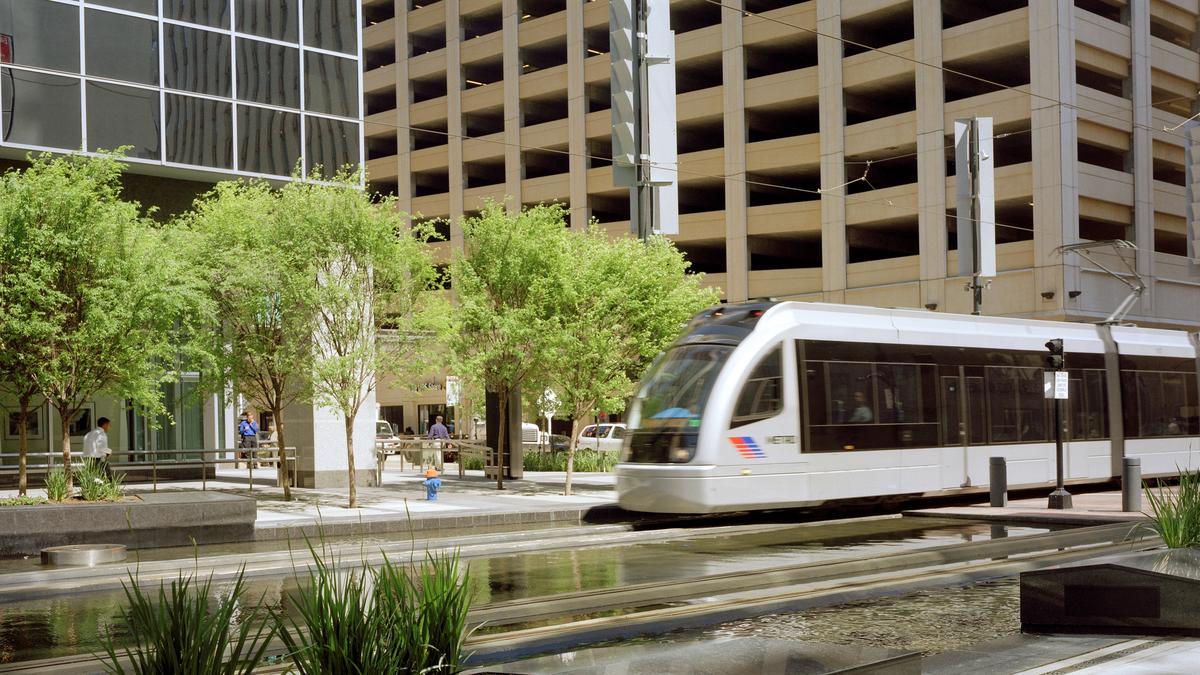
[1143,468,1200,548]
[76,459,124,502]
[279,545,473,674]
[100,567,276,675]
[43,468,69,502]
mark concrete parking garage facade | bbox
[360,0,1200,332]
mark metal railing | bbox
[0,447,297,492]
[374,437,498,484]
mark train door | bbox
[938,366,986,488]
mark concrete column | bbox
[502,0,522,212]
[1028,0,1078,316]
[395,0,414,220]
[914,0,946,309]
[285,396,378,489]
[567,0,588,230]
[446,0,465,240]
[723,0,748,301]
[1129,0,1155,316]
[817,0,846,301]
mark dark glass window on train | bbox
[803,359,938,451]
[731,347,783,428]
[798,340,1113,452]
[1122,369,1199,437]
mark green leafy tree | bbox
[300,172,439,508]
[450,202,573,489]
[184,181,320,500]
[0,153,208,487]
[555,229,718,495]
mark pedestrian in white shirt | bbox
[82,416,113,476]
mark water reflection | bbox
[0,519,1045,663]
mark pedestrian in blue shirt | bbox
[423,468,442,501]
[238,411,259,467]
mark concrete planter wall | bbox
[0,492,255,557]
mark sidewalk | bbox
[905,489,1154,526]
[125,465,622,540]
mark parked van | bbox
[575,423,626,452]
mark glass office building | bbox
[0,0,361,180]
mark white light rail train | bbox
[616,302,1200,513]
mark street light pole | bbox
[1045,338,1073,509]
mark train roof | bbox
[719,301,1198,357]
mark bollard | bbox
[990,456,1008,507]
[1122,456,1141,512]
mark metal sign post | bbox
[955,117,996,315]
[611,0,677,240]
[1044,338,1072,509]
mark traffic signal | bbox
[1045,338,1064,371]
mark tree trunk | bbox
[274,407,291,501]
[345,414,357,508]
[16,394,30,497]
[564,416,581,496]
[60,410,73,489]
[495,389,506,490]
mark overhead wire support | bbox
[1054,240,1146,325]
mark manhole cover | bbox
[41,544,128,567]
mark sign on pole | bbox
[955,117,996,279]
[1043,371,1069,400]
[445,376,461,407]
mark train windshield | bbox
[632,344,731,428]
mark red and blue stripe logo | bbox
[729,436,765,459]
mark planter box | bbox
[0,492,255,557]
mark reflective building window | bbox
[165,94,233,169]
[304,52,358,118]
[237,105,300,177]
[306,116,359,179]
[164,0,230,29]
[236,39,299,108]
[164,25,232,98]
[1,69,81,150]
[236,0,298,42]
[0,0,80,73]
[90,0,157,15]
[86,82,161,160]
[85,9,159,86]
[304,0,357,54]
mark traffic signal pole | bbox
[1045,339,1073,509]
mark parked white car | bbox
[575,423,626,452]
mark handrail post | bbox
[153,452,158,493]
[248,454,253,493]
[202,450,208,491]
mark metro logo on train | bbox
[615,301,1200,514]
[729,436,766,459]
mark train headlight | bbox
[668,446,693,462]
[667,433,697,463]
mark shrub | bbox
[44,468,70,502]
[1144,468,1200,548]
[100,567,275,675]
[462,455,484,471]
[279,546,473,674]
[0,496,48,507]
[76,460,124,502]
[522,449,618,473]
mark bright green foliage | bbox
[76,459,124,501]
[183,180,323,501]
[522,449,619,472]
[1144,469,1200,548]
[293,170,440,508]
[0,496,48,507]
[101,568,276,675]
[555,228,718,493]
[0,153,210,486]
[43,468,69,502]
[451,201,575,487]
[279,547,472,674]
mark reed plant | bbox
[77,459,125,501]
[522,449,618,473]
[1143,468,1200,548]
[43,467,69,502]
[279,545,473,674]
[100,567,275,675]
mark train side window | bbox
[731,346,783,428]
[827,362,874,424]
